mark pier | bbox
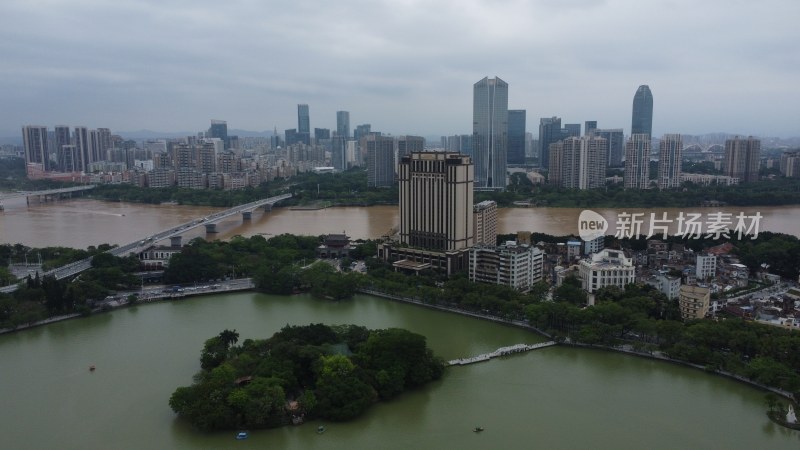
[448,341,557,366]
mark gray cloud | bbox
[1,0,798,138]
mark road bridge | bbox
[0,193,292,292]
[0,185,96,210]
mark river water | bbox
[0,292,797,450]
[1,197,798,248]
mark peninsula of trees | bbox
[169,324,445,431]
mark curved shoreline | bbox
[359,288,798,404]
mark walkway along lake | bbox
[0,292,798,450]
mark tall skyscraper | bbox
[548,136,608,190]
[366,135,396,187]
[314,128,330,142]
[538,116,562,170]
[507,110,526,165]
[22,125,49,171]
[354,124,372,142]
[398,152,474,250]
[209,120,228,148]
[631,85,654,137]
[592,128,624,167]
[625,134,651,189]
[473,76,508,189]
[724,136,761,183]
[331,136,347,170]
[336,111,350,138]
[657,134,682,189]
[585,121,597,136]
[297,104,310,145]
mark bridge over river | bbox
[0,193,292,293]
[0,185,96,209]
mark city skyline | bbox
[1,1,799,138]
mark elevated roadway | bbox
[0,193,292,292]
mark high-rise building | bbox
[678,285,710,320]
[397,136,424,161]
[22,125,50,171]
[354,124,372,143]
[331,136,347,170]
[657,134,682,189]
[781,151,800,178]
[314,128,331,143]
[625,134,651,189]
[592,128,624,167]
[723,136,761,183]
[297,104,310,145]
[548,136,607,190]
[631,85,654,137]
[585,121,597,136]
[507,110,526,165]
[563,124,581,139]
[366,135,395,187]
[473,76,508,189]
[473,200,498,246]
[209,120,228,148]
[53,125,71,171]
[538,116,562,170]
[197,141,217,174]
[399,152,474,250]
[336,111,350,138]
[73,126,90,172]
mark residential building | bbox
[578,249,636,293]
[631,85,653,137]
[473,76,508,189]
[646,272,682,300]
[592,128,624,167]
[22,125,50,171]
[331,136,347,170]
[548,136,608,189]
[680,173,739,186]
[473,200,498,246]
[658,134,682,189]
[74,126,90,172]
[695,253,717,281]
[678,285,710,320]
[583,235,605,256]
[507,110,526,165]
[538,116,561,169]
[470,242,544,293]
[724,136,761,183]
[625,134,651,189]
[366,135,395,187]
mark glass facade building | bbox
[631,85,653,137]
[472,76,508,189]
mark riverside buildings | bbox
[473,76,508,189]
[624,134,651,189]
[473,200,498,246]
[723,136,761,183]
[657,134,682,189]
[378,152,474,275]
[548,136,608,189]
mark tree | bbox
[314,354,377,421]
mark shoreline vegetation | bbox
[169,324,445,431]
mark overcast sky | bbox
[2,0,799,138]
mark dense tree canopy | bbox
[169,324,445,431]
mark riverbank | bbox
[0,278,255,335]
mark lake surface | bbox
[0,292,797,449]
[1,197,798,249]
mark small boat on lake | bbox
[89,365,96,372]
[235,431,248,440]
[317,425,326,434]
[473,426,484,433]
